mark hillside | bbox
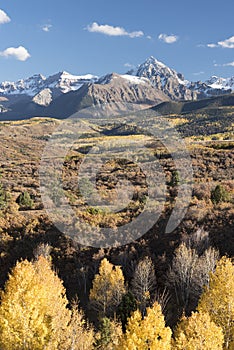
[151,93,234,115]
[0,105,233,325]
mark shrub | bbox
[17,191,34,209]
[0,183,9,210]
[211,185,230,204]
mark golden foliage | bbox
[173,311,224,350]
[89,258,126,316]
[0,256,94,350]
[117,302,171,350]
[197,256,234,349]
[66,301,94,350]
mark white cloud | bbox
[0,46,31,61]
[158,33,178,44]
[42,24,52,32]
[207,36,234,49]
[0,9,10,24]
[207,43,218,48]
[124,63,135,69]
[87,22,144,38]
[214,61,234,67]
[193,71,205,76]
[224,61,234,67]
[218,36,234,48]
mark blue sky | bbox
[0,0,233,81]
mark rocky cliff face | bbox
[129,56,195,100]
[32,89,53,107]
[45,73,169,118]
[129,56,232,100]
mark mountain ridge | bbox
[0,56,233,120]
[0,56,233,99]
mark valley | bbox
[0,56,233,348]
[0,102,233,320]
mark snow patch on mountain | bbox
[205,76,234,90]
[120,74,148,84]
[0,74,46,96]
[0,71,98,97]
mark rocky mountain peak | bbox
[205,75,234,90]
[0,57,233,120]
[127,56,191,100]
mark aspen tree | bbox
[89,258,126,316]
[198,257,234,349]
[173,311,224,350]
[0,257,71,349]
[117,302,171,350]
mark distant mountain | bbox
[150,93,234,115]
[0,71,98,98]
[205,76,234,90]
[127,56,194,100]
[128,56,233,100]
[0,73,168,120]
[0,56,233,120]
[45,73,169,118]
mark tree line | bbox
[0,242,233,349]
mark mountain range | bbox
[0,56,233,120]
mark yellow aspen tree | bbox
[65,301,95,350]
[173,311,224,350]
[89,258,126,316]
[0,256,71,350]
[197,256,234,349]
[117,302,172,350]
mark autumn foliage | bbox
[173,311,224,350]
[117,302,172,350]
[89,258,126,317]
[0,256,94,350]
[0,253,233,349]
[198,257,234,349]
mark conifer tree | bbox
[95,317,122,349]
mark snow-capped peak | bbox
[45,71,98,93]
[0,71,99,96]
[97,72,147,85]
[144,56,167,68]
[128,56,186,86]
[0,74,46,96]
[205,75,234,90]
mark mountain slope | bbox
[129,56,232,101]
[0,71,98,98]
[150,93,234,115]
[0,56,233,121]
[0,73,169,120]
[46,73,169,118]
